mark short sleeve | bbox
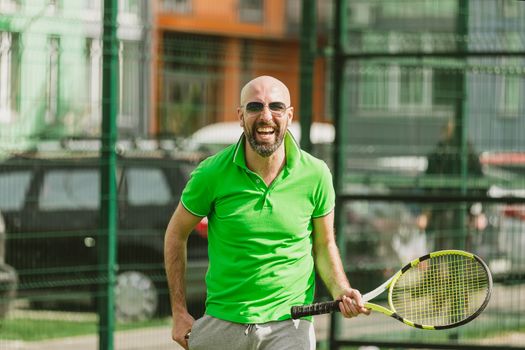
[312,163,335,218]
[181,161,214,217]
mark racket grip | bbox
[291,300,341,319]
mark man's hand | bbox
[172,311,195,350]
[338,288,371,318]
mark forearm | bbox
[312,213,369,318]
[312,212,351,298]
[314,239,351,299]
[164,228,189,315]
[164,203,202,316]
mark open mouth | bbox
[246,123,284,157]
[253,124,280,143]
[256,126,276,136]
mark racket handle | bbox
[291,300,341,319]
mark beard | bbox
[244,121,286,157]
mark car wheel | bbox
[115,271,158,322]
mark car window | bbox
[0,171,32,211]
[126,167,171,206]
[39,169,100,210]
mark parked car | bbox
[481,153,525,281]
[0,142,208,321]
[0,210,18,318]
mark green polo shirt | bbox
[181,131,335,323]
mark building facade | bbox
[152,0,331,137]
[1,0,522,153]
[342,0,524,156]
[0,0,149,153]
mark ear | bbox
[287,107,294,123]
[237,107,245,127]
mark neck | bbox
[245,142,286,186]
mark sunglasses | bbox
[242,101,290,116]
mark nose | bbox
[260,104,273,121]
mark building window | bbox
[46,36,60,124]
[86,38,102,128]
[161,33,220,137]
[0,0,20,13]
[119,40,141,132]
[86,0,101,12]
[119,0,140,15]
[239,0,263,23]
[347,2,378,27]
[48,0,62,12]
[118,0,142,25]
[501,0,520,18]
[162,0,191,13]
[162,73,214,137]
[0,32,20,123]
[498,59,522,118]
[358,64,389,109]
[357,32,437,113]
[400,68,424,105]
[398,66,432,107]
[358,64,434,112]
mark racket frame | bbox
[291,249,493,330]
[374,249,493,330]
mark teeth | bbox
[257,127,274,133]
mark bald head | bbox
[240,76,291,106]
[237,75,293,158]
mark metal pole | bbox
[456,0,469,251]
[99,0,119,349]
[299,0,316,152]
[330,0,348,348]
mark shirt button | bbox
[256,179,260,183]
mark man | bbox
[417,119,487,251]
[164,76,369,350]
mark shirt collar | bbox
[233,130,301,171]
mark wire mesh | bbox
[0,0,524,349]
[333,0,525,348]
[0,0,320,349]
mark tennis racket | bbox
[291,250,492,330]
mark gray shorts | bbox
[188,314,316,350]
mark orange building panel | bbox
[152,0,329,136]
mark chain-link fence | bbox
[329,0,525,349]
[0,1,313,349]
[0,0,524,349]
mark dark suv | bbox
[0,143,208,321]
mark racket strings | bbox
[391,254,489,327]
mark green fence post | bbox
[456,0,469,251]
[299,0,316,153]
[331,0,348,348]
[99,0,119,349]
